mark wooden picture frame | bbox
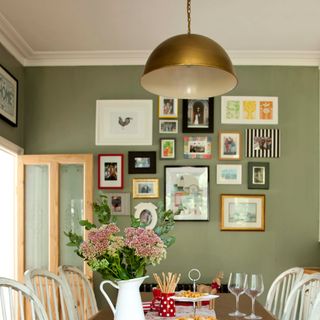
[218,131,242,160]
[160,138,176,160]
[182,98,214,133]
[98,154,124,189]
[106,192,130,215]
[217,164,242,185]
[220,194,265,231]
[128,151,156,174]
[158,97,178,118]
[159,120,178,134]
[0,65,18,127]
[183,136,212,159]
[248,162,270,189]
[164,166,209,221]
[132,178,159,199]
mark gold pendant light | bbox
[141,0,237,99]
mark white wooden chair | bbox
[265,267,304,318]
[59,265,98,320]
[309,289,320,320]
[25,269,78,320]
[282,273,320,320]
[0,277,48,320]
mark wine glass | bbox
[245,274,264,319]
[228,272,248,317]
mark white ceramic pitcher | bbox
[100,275,149,320]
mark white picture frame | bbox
[159,120,178,134]
[134,202,158,229]
[95,100,153,145]
[217,164,242,185]
[107,192,130,215]
[221,96,278,124]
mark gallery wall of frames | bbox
[96,96,279,231]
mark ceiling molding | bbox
[0,12,319,67]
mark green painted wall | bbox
[0,43,24,148]
[24,65,320,305]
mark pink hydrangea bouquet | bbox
[66,194,177,280]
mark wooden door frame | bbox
[17,154,93,281]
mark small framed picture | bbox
[159,120,178,134]
[220,194,265,231]
[182,98,214,133]
[160,138,176,160]
[128,151,156,174]
[98,154,124,189]
[158,97,178,118]
[248,162,270,189]
[0,65,18,127]
[134,202,158,229]
[246,129,280,158]
[183,136,212,159]
[107,193,130,215]
[218,131,242,160]
[217,164,242,184]
[132,178,159,199]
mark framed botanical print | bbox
[248,162,270,189]
[132,178,159,199]
[128,151,156,174]
[218,131,242,160]
[182,98,214,133]
[220,194,265,231]
[164,166,209,221]
[158,97,178,118]
[160,138,176,159]
[98,154,124,189]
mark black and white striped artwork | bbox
[246,129,280,158]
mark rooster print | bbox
[118,116,133,128]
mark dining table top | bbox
[90,293,277,320]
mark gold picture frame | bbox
[220,194,265,231]
[132,178,159,199]
[158,96,178,118]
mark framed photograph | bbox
[132,178,159,199]
[220,194,265,231]
[107,192,130,215]
[182,98,214,133]
[128,151,156,174]
[246,129,280,158]
[0,65,18,127]
[218,131,242,160]
[158,97,178,118]
[248,162,270,189]
[217,164,242,184]
[159,120,178,134]
[221,96,278,124]
[160,138,176,160]
[95,100,153,145]
[98,154,124,189]
[183,136,212,159]
[134,202,158,229]
[164,166,209,221]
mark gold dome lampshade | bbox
[141,0,237,99]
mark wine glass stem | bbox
[236,294,240,312]
[251,297,256,315]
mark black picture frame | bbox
[248,162,270,189]
[128,151,156,174]
[0,65,18,127]
[164,165,209,221]
[160,138,176,160]
[182,98,214,133]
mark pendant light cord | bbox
[187,0,191,34]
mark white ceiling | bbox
[0,0,319,66]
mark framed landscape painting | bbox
[220,194,265,231]
[0,65,18,127]
[217,164,242,185]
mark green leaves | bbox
[93,193,116,225]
